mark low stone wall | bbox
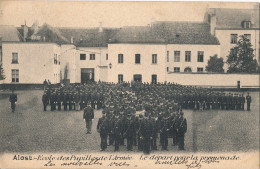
[166,73,259,88]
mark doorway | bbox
[81,68,94,83]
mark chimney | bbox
[208,9,217,36]
[70,36,74,44]
[22,21,28,42]
[98,22,103,33]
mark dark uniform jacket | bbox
[9,94,17,103]
[140,118,152,138]
[177,117,187,136]
[83,106,94,120]
[97,117,109,136]
[112,118,122,135]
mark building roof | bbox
[32,23,70,44]
[0,25,23,42]
[110,22,220,45]
[58,27,119,47]
[207,8,259,29]
[152,21,220,45]
[109,26,166,44]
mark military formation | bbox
[41,81,252,154]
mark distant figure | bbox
[177,111,187,150]
[83,103,94,134]
[9,90,17,112]
[246,93,252,111]
[43,79,48,90]
[42,91,48,111]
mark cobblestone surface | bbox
[0,90,259,153]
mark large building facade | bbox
[0,8,259,85]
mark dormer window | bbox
[242,21,251,28]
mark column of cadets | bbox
[42,81,252,154]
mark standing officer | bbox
[124,114,135,151]
[42,91,48,111]
[9,89,17,112]
[112,113,122,151]
[50,92,55,111]
[177,111,187,150]
[97,111,109,151]
[170,112,178,146]
[137,114,143,151]
[246,93,252,111]
[151,113,158,150]
[159,113,170,150]
[139,112,153,154]
[83,103,94,134]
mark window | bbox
[242,21,251,28]
[152,54,157,64]
[197,67,203,72]
[54,54,57,64]
[106,53,108,60]
[118,74,123,83]
[58,55,60,65]
[135,54,141,64]
[11,69,19,82]
[184,67,192,72]
[152,74,157,84]
[12,53,18,64]
[231,34,238,44]
[80,54,86,60]
[167,67,169,72]
[118,54,123,64]
[167,51,169,62]
[90,54,95,60]
[197,51,204,62]
[174,51,180,62]
[174,67,180,72]
[185,51,191,62]
[244,34,251,41]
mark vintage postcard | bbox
[0,1,259,169]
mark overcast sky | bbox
[0,1,258,28]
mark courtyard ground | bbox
[0,90,259,153]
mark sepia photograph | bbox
[0,1,259,168]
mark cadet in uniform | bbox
[112,113,122,151]
[42,91,48,111]
[97,111,109,151]
[151,113,158,150]
[83,103,94,134]
[159,113,170,150]
[139,112,152,154]
[9,90,17,112]
[177,111,187,150]
[124,114,135,151]
[246,93,252,111]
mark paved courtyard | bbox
[0,90,259,153]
